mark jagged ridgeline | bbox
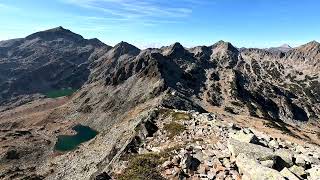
[0,27,320,123]
[75,39,320,124]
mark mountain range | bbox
[0,27,319,179]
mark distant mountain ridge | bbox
[267,43,293,53]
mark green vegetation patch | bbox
[158,109,191,121]
[157,108,173,118]
[172,112,191,121]
[118,153,165,180]
[44,88,77,98]
[163,121,185,139]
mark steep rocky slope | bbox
[0,26,110,106]
[112,109,320,180]
[0,27,319,180]
[77,40,320,124]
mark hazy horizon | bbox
[0,0,319,48]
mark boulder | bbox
[227,139,275,161]
[274,149,294,167]
[95,172,112,180]
[5,150,19,160]
[268,140,279,149]
[236,153,285,180]
[280,167,299,180]
[289,165,306,178]
[222,158,231,168]
[295,154,308,167]
[295,153,320,166]
[306,165,320,180]
[229,130,259,144]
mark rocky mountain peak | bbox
[211,40,239,56]
[170,42,185,51]
[289,40,320,61]
[164,42,188,55]
[280,44,292,48]
[25,26,84,41]
[87,38,107,48]
[298,40,320,51]
[161,42,195,61]
[210,41,239,67]
[110,41,140,56]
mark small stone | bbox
[172,166,180,176]
[258,139,269,147]
[151,147,161,153]
[215,164,225,172]
[212,158,222,167]
[216,141,227,150]
[268,140,279,149]
[197,164,207,174]
[216,171,227,180]
[162,160,172,168]
[165,168,173,175]
[222,158,231,168]
[207,171,216,179]
[205,159,213,167]
[229,170,240,180]
[193,150,204,162]
[172,155,180,165]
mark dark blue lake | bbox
[54,124,98,152]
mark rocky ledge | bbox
[111,109,320,180]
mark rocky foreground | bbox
[111,109,320,180]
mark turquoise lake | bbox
[54,125,98,152]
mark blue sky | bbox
[0,0,319,48]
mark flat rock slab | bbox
[280,167,300,180]
[228,139,274,161]
[236,153,285,180]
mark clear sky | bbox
[0,0,319,48]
